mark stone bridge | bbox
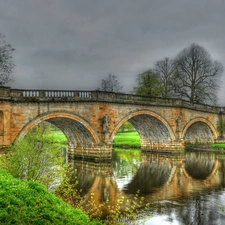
[0,86,225,160]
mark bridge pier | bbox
[140,139,184,153]
[68,144,113,162]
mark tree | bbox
[133,69,163,96]
[173,43,223,104]
[3,125,64,189]
[0,33,15,86]
[100,74,123,92]
[119,121,135,132]
[155,57,176,98]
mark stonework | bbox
[0,87,224,160]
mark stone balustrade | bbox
[0,86,224,114]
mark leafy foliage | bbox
[0,169,102,225]
[0,33,15,86]
[56,167,150,225]
[133,69,163,97]
[119,121,135,132]
[133,43,224,104]
[2,125,64,189]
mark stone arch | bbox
[16,111,100,147]
[182,118,217,143]
[111,110,175,149]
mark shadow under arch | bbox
[16,111,100,147]
[110,110,175,148]
[182,118,218,143]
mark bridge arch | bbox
[16,111,100,147]
[111,110,175,149]
[182,117,218,143]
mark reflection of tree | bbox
[185,153,215,180]
[175,193,225,225]
[124,160,172,194]
[112,149,141,179]
[64,153,225,223]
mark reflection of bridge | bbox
[71,153,224,218]
[1,87,225,160]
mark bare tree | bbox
[0,33,15,86]
[155,57,176,98]
[100,74,123,92]
[173,43,223,104]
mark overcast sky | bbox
[1,0,225,104]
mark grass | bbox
[51,128,142,148]
[51,130,67,142]
[113,130,140,148]
[0,169,103,225]
[210,143,225,148]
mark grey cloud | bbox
[1,0,225,104]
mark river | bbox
[67,149,225,225]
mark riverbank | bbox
[0,169,103,225]
[186,143,225,153]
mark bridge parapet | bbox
[0,87,223,114]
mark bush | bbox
[2,125,65,189]
[0,169,103,225]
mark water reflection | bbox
[185,152,217,180]
[68,150,225,224]
[124,155,172,194]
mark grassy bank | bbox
[210,143,225,149]
[0,169,103,225]
[113,130,140,148]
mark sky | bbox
[1,0,225,105]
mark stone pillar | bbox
[0,103,11,148]
[68,143,113,162]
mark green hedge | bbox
[0,169,103,225]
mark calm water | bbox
[69,149,225,225]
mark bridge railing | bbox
[9,89,93,99]
[0,86,224,113]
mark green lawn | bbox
[53,131,67,142]
[47,130,67,143]
[113,130,140,147]
[52,129,141,148]
[0,169,103,225]
[210,143,225,148]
